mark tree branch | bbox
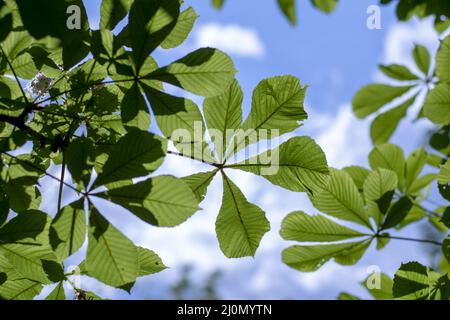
[167,150,222,168]
[375,234,442,246]
[57,150,66,214]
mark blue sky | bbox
[33,0,446,299]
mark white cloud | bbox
[195,23,265,58]
[380,17,440,78]
[313,105,371,168]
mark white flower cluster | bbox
[29,72,53,96]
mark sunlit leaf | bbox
[92,130,166,189]
[424,83,450,126]
[311,169,372,230]
[353,84,413,119]
[216,174,270,258]
[436,35,450,82]
[231,137,329,194]
[280,211,364,242]
[146,48,236,97]
[50,199,86,262]
[282,240,371,272]
[95,175,199,227]
[86,203,139,288]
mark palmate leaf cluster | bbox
[0,0,449,301]
[280,144,443,271]
[0,0,331,299]
[353,35,450,145]
[276,7,449,296]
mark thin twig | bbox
[167,150,222,168]
[57,150,66,214]
[375,234,442,246]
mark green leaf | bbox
[95,175,199,227]
[362,272,393,300]
[370,96,415,145]
[100,0,134,30]
[381,197,413,230]
[342,166,370,192]
[211,0,225,9]
[50,59,107,97]
[376,234,391,250]
[378,64,420,81]
[436,36,450,82]
[363,168,398,225]
[230,137,329,194]
[413,44,431,76]
[0,210,49,244]
[427,153,446,168]
[229,76,307,156]
[443,237,450,264]
[435,15,450,33]
[363,169,398,207]
[399,205,425,229]
[66,137,95,191]
[0,75,24,100]
[369,144,405,190]
[277,0,296,25]
[3,184,41,213]
[424,83,450,126]
[0,243,62,284]
[161,6,198,49]
[45,282,66,300]
[0,278,42,300]
[311,0,338,13]
[16,0,90,68]
[282,240,371,272]
[143,86,216,163]
[137,246,166,276]
[216,174,270,258]
[280,211,365,242]
[1,30,33,62]
[430,207,449,233]
[10,52,39,80]
[442,207,450,229]
[182,170,218,203]
[50,199,86,262]
[121,82,151,131]
[204,79,243,160]
[408,173,437,195]
[91,29,116,65]
[338,292,361,300]
[128,0,180,71]
[393,262,450,300]
[146,48,237,97]
[92,130,166,189]
[0,9,12,43]
[311,169,373,229]
[86,203,139,288]
[438,159,450,185]
[16,0,87,38]
[405,147,427,193]
[353,84,413,119]
[119,245,167,291]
